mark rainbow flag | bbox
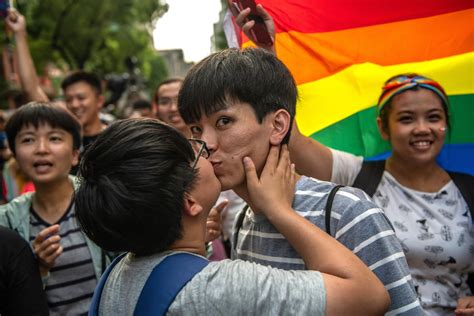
[234,0,474,175]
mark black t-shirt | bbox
[0,227,49,316]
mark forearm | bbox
[268,206,389,315]
[14,31,49,102]
[267,206,365,275]
[289,122,333,181]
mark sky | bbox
[153,0,224,63]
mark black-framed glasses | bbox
[188,139,210,169]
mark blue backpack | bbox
[89,252,209,316]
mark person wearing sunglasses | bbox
[75,118,390,315]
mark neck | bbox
[169,217,207,257]
[33,177,74,215]
[83,118,104,137]
[233,174,302,214]
[385,155,449,192]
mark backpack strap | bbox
[352,160,386,197]
[232,204,249,254]
[325,185,344,235]
[134,253,208,316]
[89,252,127,316]
[447,171,474,218]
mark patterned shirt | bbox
[374,172,473,315]
[233,176,423,315]
[30,202,96,315]
[331,148,474,315]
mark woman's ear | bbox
[269,109,291,146]
[183,194,203,217]
[376,117,390,141]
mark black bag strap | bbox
[447,171,474,217]
[232,204,249,253]
[352,160,386,197]
[325,185,344,235]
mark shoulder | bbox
[0,193,34,229]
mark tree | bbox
[1,0,169,99]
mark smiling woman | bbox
[288,73,474,314]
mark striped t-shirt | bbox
[30,201,96,315]
[232,176,423,315]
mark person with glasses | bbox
[74,118,389,315]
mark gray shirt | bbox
[99,251,326,315]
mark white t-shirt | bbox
[331,149,474,315]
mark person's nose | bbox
[413,119,430,134]
[200,128,217,154]
[35,138,49,154]
[170,99,179,112]
[69,97,81,109]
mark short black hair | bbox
[61,71,102,95]
[75,119,198,256]
[178,48,297,144]
[5,102,81,155]
[153,77,183,104]
[132,99,152,111]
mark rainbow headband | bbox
[377,75,449,113]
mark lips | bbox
[410,140,433,150]
[33,160,53,173]
[210,161,222,174]
[169,114,183,124]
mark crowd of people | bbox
[0,3,472,316]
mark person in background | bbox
[0,226,49,316]
[127,99,154,119]
[153,78,189,136]
[0,102,109,314]
[75,118,390,315]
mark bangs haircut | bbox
[5,102,81,155]
[75,119,198,256]
[178,48,298,128]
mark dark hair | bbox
[153,78,183,104]
[5,102,81,155]
[75,119,197,256]
[379,73,450,132]
[132,99,152,111]
[178,48,297,144]
[61,71,102,95]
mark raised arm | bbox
[6,9,49,103]
[243,145,390,315]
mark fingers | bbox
[243,156,258,189]
[455,308,474,316]
[213,199,229,214]
[227,0,241,17]
[264,145,280,172]
[34,224,60,244]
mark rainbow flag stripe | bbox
[241,1,474,174]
